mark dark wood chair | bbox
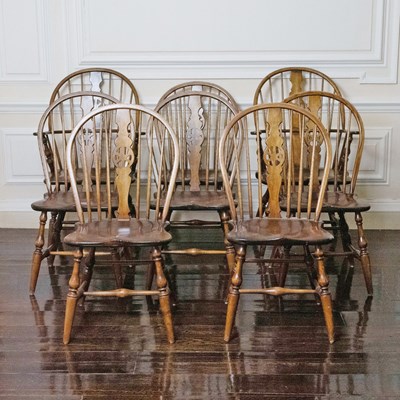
[154,89,242,271]
[219,103,335,344]
[30,68,139,294]
[30,92,120,294]
[62,103,179,345]
[284,91,372,295]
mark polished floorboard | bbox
[0,227,399,399]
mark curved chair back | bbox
[219,103,332,222]
[284,91,365,195]
[66,104,180,224]
[36,91,119,195]
[253,67,341,105]
[155,90,241,193]
[49,67,139,104]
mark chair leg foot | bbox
[159,293,175,344]
[224,289,240,342]
[63,294,79,345]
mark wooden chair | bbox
[62,103,179,345]
[30,68,139,294]
[253,67,341,199]
[254,67,341,104]
[154,89,241,270]
[219,103,335,343]
[49,67,139,104]
[30,92,119,294]
[284,91,372,295]
[158,81,240,110]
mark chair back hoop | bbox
[155,90,242,192]
[49,67,139,105]
[284,91,365,193]
[36,91,120,193]
[66,103,180,224]
[158,80,240,110]
[219,102,332,222]
[253,67,341,105]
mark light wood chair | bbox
[62,103,179,345]
[30,92,120,294]
[284,91,372,295]
[253,67,341,205]
[49,67,139,104]
[154,89,242,271]
[219,103,335,343]
[30,68,139,294]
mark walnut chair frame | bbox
[153,90,242,270]
[62,104,179,345]
[30,92,120,294]
[30,68,139,293]
[284,91,372,295]
[219,103,335,344]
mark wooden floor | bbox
[0,227,399,399]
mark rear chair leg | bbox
[30,211,47,295]
[355,212,373,296]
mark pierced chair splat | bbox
[154,88,242,271]
[30,92,120,294]
[62,104,179,345]
[219,103,335,344]
[284,91,372,295]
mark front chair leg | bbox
[314,246,335,344]
[224,245,246,342]
[152,247,175,344]
[63,248,83,345]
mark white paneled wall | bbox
[0,0,399,228]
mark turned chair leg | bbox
[30,211,47,295]
[224,245,246,342]
[47,211,65,268]
[63,249,83,345]
[152,247,175,344]
[315,246,335,344]
[219,210,235,274]
[355,212,373,296]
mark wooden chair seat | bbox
[163,190,230,211]
[323,192,370,212]
[64,219,172,247]
[227,218,333,246]
[31,191,119,213]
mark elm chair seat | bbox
[31,191,119,213]
[62,104,180,345]
[219,103,336,344]
[227,218,334,246]
[161,191,230,211]
[64,220,172,247]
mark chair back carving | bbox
[155,90,241,193]
[284,91,365,195]
[36,92,119,195]
[219,103,332,222]
[66,104,180,224]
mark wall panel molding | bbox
[0,0,49,82]
[65,0,399,82]
[0,128,43,183]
